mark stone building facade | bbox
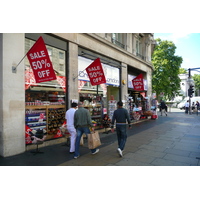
[0,33,155,157]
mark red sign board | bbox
[132,73,144,91]
[86,58,106,86]
[27,36,57,83]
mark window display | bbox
[80,93,103,129]
[25,37,66,144]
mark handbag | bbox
[88,131,101,149]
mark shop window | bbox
[47,48,52,56]
[25,38,66,144]
[59,51,64,59]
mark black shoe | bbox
[69,152,75,154]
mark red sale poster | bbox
[132,73,144,91]
[86,58,106,86]
[27,36,57,83]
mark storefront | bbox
[78,55,120,128]
[128,73,150,120]
[0,33,154,157]
[24,34,68,144]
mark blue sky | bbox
[154,33,200,75]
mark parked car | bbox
[177,99,188,109]
[177,97,200,109]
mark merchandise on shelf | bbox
[84,104,102,129]
[108,100,117,120]
[25,105,66,141]
[25,109,47,130]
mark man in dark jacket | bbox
[111,101,131,157]
[160,100,167,116]
[73,102,99,159]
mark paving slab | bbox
[163,154,198,166]
[151,158,188,166]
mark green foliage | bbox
[193,74,200,94]
[179,68,187,74]
[152,38,183,100]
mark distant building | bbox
[173,73,195,103]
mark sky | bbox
[154,33,200,75]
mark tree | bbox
[152,38,183,101]
[179,67,187,74]
[193,74,200,96]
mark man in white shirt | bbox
[65,102,78,153]
[185,100,189,114]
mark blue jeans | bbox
[74,127,97,157]
[116,125,127,151]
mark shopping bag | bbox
[88,131,101,149]
[151,114,158,119]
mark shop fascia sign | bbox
[78,56,120,86]
[128,74,148,90]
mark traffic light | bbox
[188,86,194,97]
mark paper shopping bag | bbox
[88,131,101,149]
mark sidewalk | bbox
[1,108,200,166]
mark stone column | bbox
[67,42,79,108]
[121,63,128,101]
[0,33,25,157]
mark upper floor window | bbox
[111,33,126,50]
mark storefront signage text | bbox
[78,56,120,86]
[27,36,57,83]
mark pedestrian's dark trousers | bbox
[116,124,127,151]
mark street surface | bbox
[0,108,200,166]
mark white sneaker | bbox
[92,149,99,155]
[74,155,80,159]
[117,148,123,157]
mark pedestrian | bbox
[73,102,99,159]
[65,102,78,154]
[160,100,167,116]
[196,101,199,115]
[192,102,195,114]
[111,101,131,157]
[185,100,189,114]
[196,101,200,109]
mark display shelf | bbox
[108,100,117,120]
[26,105,65,109]
[25,105,66,136]
[83,105,102,130]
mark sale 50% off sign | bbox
[27,37,56,83]
[132,73,144,91]
[86,58,106,86]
